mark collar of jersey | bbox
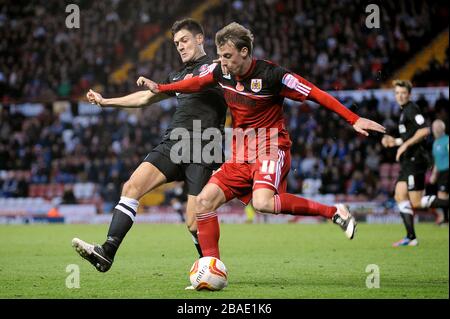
[235,58,257,81]
[184,54,208,67]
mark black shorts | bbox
[144,150,213,196]
[397,163,427,191]
[436,170,449,193]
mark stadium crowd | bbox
[1,93,448,205]
[0,0,203,101]
[0,0,449,209]
[0,0,448,101]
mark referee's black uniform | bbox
[396,101,431,191]
[145,55,227,195]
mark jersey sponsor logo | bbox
[199,64,208,73]
[251,79,262,93]
[184,73,193,80]
[399,124,406,133]
[236,82,244,92]
[415,114,425,125]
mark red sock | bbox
[274,193,336,218]
[197,212,220,259]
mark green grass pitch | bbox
[0,223,448,298]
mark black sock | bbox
[423,195,449,209]
[431,198,449,209]
[190,230,203,258]
[102,207,135,259]
[400,213,416,239]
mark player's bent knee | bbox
[122,180,142,198]
[252,197,274,214]
[195,195,212,215]
[410,199,422,209]
[394,192,408,203]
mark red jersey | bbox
[158,59,359,162]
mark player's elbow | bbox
[410,198,422,209]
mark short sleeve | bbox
[407,105,427,130]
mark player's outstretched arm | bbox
[381,135,397,148]
[137,71,216,95]
[280,73,385,135]
[352,117,386,137]
[308,86,386,136]
[87,88,169,108]
[137,76,159,93]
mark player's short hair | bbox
[171,18,204,37]
[392,79,413,93]
[215,22,254,55]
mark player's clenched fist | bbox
[86,89,103,106]
[381,134,396,148]
[137,76,159,93]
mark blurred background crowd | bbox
[1,0,448,101]
[0,0,448,212]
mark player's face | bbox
[394,86,410,106]
[173,29,204,63]
[217,41,249,76]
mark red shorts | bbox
[209,149,291,205]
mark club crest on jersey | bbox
[184,73,193,80]
[199,64,208,73]
[236,82,245,92]
[251,79,262,93]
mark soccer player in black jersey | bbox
[382,80,449,246]
[72,19,227,272]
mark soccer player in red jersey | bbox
[138,22,386,259]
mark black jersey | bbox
[161,55,227,142]
[398,101,430,165]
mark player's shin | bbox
[196,212,220,259]
[103,196,139,259]
[398,200,416,239]
[273,193,336,218]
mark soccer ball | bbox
[189,257,228,291]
